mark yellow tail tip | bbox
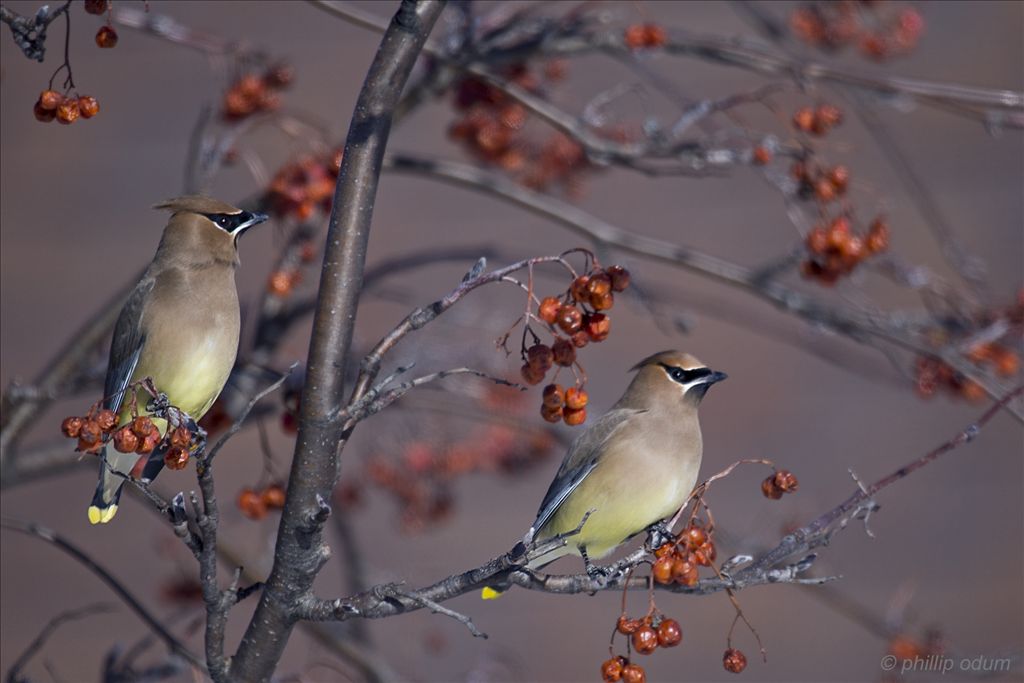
[88,504,118,525]
[481,587,503,600]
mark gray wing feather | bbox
[103,278,153,413]
[529,408,643,536]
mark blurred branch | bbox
[384,152,1024,421]
[0,519,204,672]
[6,603,114,683]
[0,1,71,62]
[229,3,447,680]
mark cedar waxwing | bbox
[87,196,268,524]
[483,350,726,598]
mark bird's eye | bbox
[669,367,685,381]
[217,217,232,228]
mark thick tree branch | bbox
[229,2,447,680]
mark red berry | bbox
[56,98,80,125]
[527,343,554,373]
[237,488,267,520]
[77,95,100,119]
[590,292,614,312]
[656,618,682,647]
[135,431,160,456]
[556,305,583,334]
[540,404,564,423]
[542,383,565,409]
[631,626,658,655]
[606,265,631,292]
[61,416,84,438]
[95,409,117,432]
[616,615,641,635]
[562,406,586,426]
[38,89,62,111]
[621,664,646,683]
[723,648,747,673]
[131,416,154,438]
[95,25,118,48]
[585,313,611,342]
[587,272,612,298]
[792,106,814,132]
[34,100,56,123]
[164,446,190,471]
[261,483,286,509]
[538,296,561,324]
[520,363,545,386]
[570,275,591,303]
[169,425,192,448]
[78,419,102,446]
[652,555,674,584]
[112,425,139,453]
[601,656,625,682]
[751,146,772,166]
[564,387,588,410]
[551,337,576,366]
[570,330,589,348]
[685,525,708,549]
[84,0,109,14]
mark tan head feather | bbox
[153,195,243,216]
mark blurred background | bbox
[1,1,1021,681]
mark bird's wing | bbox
[529,408,644,537]
[103,277,154,414]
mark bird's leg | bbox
[579,545,612,587]
[146,392,172,418]
[646,520,675,550]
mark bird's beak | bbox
[231,211,269,238]
[705,370,728,384]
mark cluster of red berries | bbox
[266,239,318,299]
[221,64,294,121]
[790,2,924,61]
[448,61,592,195]
[265,149,342,222]
[236,483,286,520]
[801,215,889,285]
[791,160,849,204]
[914,356,985,403]
[61,411,195,471]
[792,103,843,137]
[33,90,100,124]
[354,425,555,533]
[651,522,717,588]
[86,0,119,49]
[522,265,631,425]
[603,614,682,682]
[761,470,799,500]
[623,23,668,50]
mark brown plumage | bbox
[88,196,268,524]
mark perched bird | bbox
[483,350,726,598]
[88,196,268,524]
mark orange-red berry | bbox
[61,416,84,439]
[564,387,588,410]
[570,275,591,303]
[656,618,682,647]
[262,484,286,509]
[551,337,576,366]
[38,89,62,111]
[164,446,190,471]
[112,425,139,453]
[95,409,117,432]
[792,106,815,132]
[652,555,674,584]
[617,615,641,635]
[78,419,102,446]
[585,313,611,341]
[556,305,583,334]
[562,406,587,426]
[540,403,564,423]
[84,0,109,14]
[621,664,646,683]
[527,343,554,373]
[95,25,118,48]
[34,100,56,123]
[77,95,100,119]
[751,146,772,166]
[237,488,267,520]
[601,656,626,682]
[632,626,658,655]
[56,98,80,125]
[520,363,545,386]
[723,648,748,673]
[538,296,561,324]
[606,265,631,292]
[542,383,565,409]
[169,425,191,448]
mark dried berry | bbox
[95,25,118,49]
[131,416,155,438]
[527,344,554,373]
[56,98,80,125]
[631,626,658,655]
[723,648,747,673]
[84,0,109,14]
[169,425,192,448]
[601,656,625,683]
[34,100,56,123]
[694,541,716,566]
[540,404,564,423]
[542,383,565,409]
[112,425,139,453]
[562,406,586,426]
[685,525,708,549]
[606,265,631,292]
[164,446,190,471]
[587,272,612,298]
[78,419,103,446]
[652,555,674,584]
[556,305,583,334]
[570,275,591,303]
[792,106,815,132]
[617,615,641,635]
[96,409,117,432]
[564,387,588,410]
[570,330,589,348]
[585,313,611,342]
[590,292,614,312]
[38,89,62,111]
[520,363,545,386]
[61,416,84,439]
[656,618,682,647]
[538,296,561,324]
[136,431,161,456]
[621,664,646,683]
[551,337,576,367]
[77,95,100,119]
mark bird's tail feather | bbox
[87,447,139,525]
